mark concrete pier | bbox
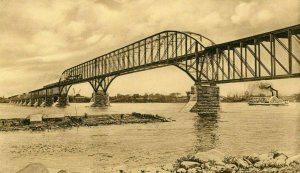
[91,90,109,107]
[191,83,220,114]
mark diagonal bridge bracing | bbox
[9,24,300,104]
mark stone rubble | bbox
[15,150,300,173]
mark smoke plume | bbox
[258,82,272,90]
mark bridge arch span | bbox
[57,30,215,88]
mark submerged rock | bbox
[16,163,49,173]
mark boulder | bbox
[180,161,200,169]
[203,162,211,169]
[216,161,225,166]
[16,163,49,173]
[223,156,237,165]
[265,159,277,167]
[286,154,300,165]
[243,158,252,166]
[254,161,265,168]
[270,168,279,172]
[275,154,288,160]
[209,166,218,172]
[274,158,286,167]
[187,168,198,173]
[262,168,272,172]
[234,158,249,169]
[258,153,273,162]
[194,149,225,163]
[224,164,237,172]
[215,165,226,172]
[245,153,260,164]
[177,168,187,173]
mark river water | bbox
[0,102,299,172]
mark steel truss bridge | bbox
[9,24,300,100]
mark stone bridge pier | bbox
[33,98,43,106]
[56,94,69,107]
[22,100,29,106]
[91,90,109,107]
[190,83,220,114]
[44,96,54,107]
[27,98,35,106]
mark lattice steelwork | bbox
[58,31,214,92]
[204,24,300,84]
[9,24,300,101]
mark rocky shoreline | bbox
[14,150,300,173]
[0,112,170,131]
[165,150,300,173]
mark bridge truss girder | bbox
[204,27,300,84]
[9,25,300,101]
[57,31,214,91]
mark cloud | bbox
[229,0,299,38]
[0,0,299,96]
[231,1,257,24]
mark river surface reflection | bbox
[0,102,299,172]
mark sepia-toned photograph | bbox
[0,0,300,172]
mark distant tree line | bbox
[69,94,90,103]
[0,97,9,103]
[293,93,300,102]
[221,91,251,102]
[222,91,300,102]
[110,93,187,103]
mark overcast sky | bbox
[0,0,300,97]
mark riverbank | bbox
[15,150,300,173]
[164,150,300,173]
[0,112,170,131]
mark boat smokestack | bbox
[258,83,278,98]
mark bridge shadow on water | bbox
[193,113,220,152]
